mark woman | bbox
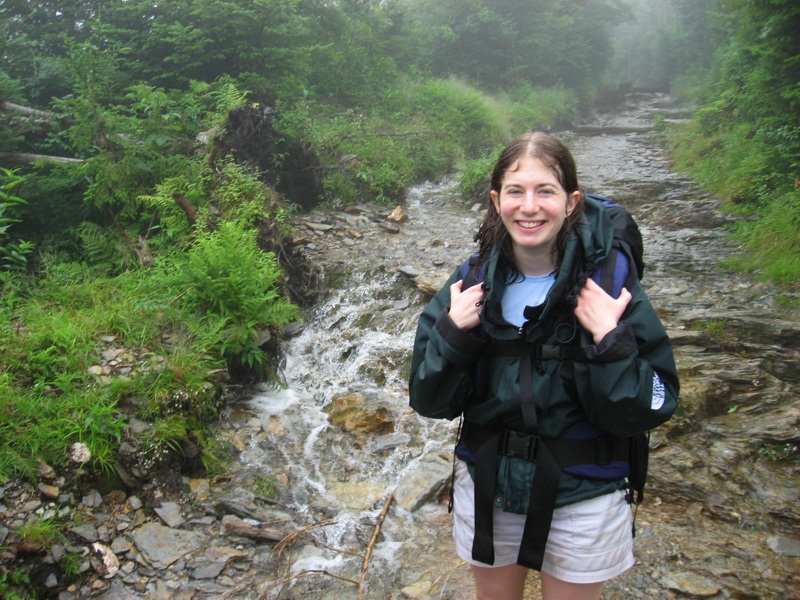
[409,132,679,600]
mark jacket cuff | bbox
[583,321,637,362]
[434,310,486,363]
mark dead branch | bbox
[358,494,393,599]
[255,495,289,508]
[0,101,54,120]
[173,192,197,224]
[0,152,83,164]
[221,514,295,543]
[272,518,336,562]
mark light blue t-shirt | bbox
[501,273,556,327]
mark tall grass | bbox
[668,118,800,293]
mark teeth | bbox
[519,221,544,229]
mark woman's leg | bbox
[540,571,604,600]
[470,563,529,600]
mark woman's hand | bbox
[448,279,486,330]
[574,278,632,344]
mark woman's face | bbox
[490,157,579,270]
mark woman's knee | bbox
[471,563,529,600]
[540,571,604,600]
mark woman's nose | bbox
[521,191,538,212]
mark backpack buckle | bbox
[499,430,540,462]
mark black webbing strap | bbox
[484,342,581,433]
[469,341,591,569]
[465,422,631,570]
[471,430,500,565]
[518,440,559,569]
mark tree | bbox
[403,0,626,95]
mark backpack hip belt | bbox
[460,421,633,571]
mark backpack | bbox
[454,194,650,570]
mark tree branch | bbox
[0,101,54,120]
[358,495,392,599]
[0,152,83,164]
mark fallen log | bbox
[0,152,83,164]
[221,514,293,543]
[0,101,54,120]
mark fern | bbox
[175,220,299,371]
[77,222,136,274]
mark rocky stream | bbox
[2,93,799,599]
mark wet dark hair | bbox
[476,131,585,275]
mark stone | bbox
[305,222,334,232]
[397,265,421,278]
[325,393,394,438]
[401,579,432,599]
[37,459,56,479]
[38,482,60,499]
[91,542,120,579]
[153,502,184,528]
[378,222,400,234]
[413,274,443,296]
[393,455,452,512]
[660,571,721,597]
[204,545,248,564]
[191,562,225,579]
[130,522,204,569]
[189,478,210,499]
[766,535,800,557]
[95,579,141,600]
[71,523,99,543]
[82,489,103,508]
[387,206,409,222]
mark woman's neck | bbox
[514,247,557,277]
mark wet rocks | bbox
[325,393,396,439]
[393,454,451,512]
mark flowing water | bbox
[234,94,800,599]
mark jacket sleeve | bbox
[571,281,679,436]
[408,270,488,420]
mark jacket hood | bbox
[480,195,614,338]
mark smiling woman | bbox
[409,131,679,600]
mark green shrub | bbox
[0,169,35,284]
[722,190,800,287]
[503,84,578,133]
[173,220,299,374]
[458,149,502,205]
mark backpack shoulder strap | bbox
[460,252,483,288]
[585,193,644,296]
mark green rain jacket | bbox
[408,197,679,513]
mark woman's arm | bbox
[408,271,487,420]
[571,280,679,436]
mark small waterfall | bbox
[242,245,456,597]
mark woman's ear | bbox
[490,190,500,213]
[566,191,580,216]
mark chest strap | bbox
[463,423,631,570]
[482,342,582,433]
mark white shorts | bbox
[452,460,635,584]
